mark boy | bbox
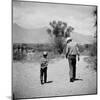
[40,51,48,85]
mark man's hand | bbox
[78,56,80,61]
[66,53,68,59]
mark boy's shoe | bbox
[44,81,47,83]
[41,82,44,85]
[41,80,44,85]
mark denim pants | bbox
[40,67,47,83]
[68,55,76,79]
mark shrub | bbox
[89,42,97,57]
[52,37,65,54]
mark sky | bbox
[13,1,96,36]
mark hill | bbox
[13,23,94,44]
[71,32,94,44]
[13,23,50,44]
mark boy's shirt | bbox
[40,57,48,69]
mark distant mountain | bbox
[13,23,94,44]
[13,23,50,44]
[71,32,94,44]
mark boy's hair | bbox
[43,55,47,58]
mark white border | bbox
[0,0,99,100]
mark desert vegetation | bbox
[84,7,97,71]
[47,20,74,54]
[13,19,97,70]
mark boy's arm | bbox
[46,59,49,66]
[40,58,43,67]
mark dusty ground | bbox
[13,56,97,99]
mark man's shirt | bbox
[66,41,80,57]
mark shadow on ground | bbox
[74,78,83,81]
[46,81,53,84]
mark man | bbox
[65,37,80,82]
[40,51,48,85]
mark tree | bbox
[65,26,74,38]
[48,20,68,37]
[93,7,97,38]
[91,7,97,56]
[47,20,74,54]
[89,7,97,70]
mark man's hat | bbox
[65,37,72,43]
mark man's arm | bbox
[66,45,70,59]
[77,54,80,61]
[76,46,80,61]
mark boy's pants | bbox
[40,67,47,83]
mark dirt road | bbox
[13,56,97,99]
